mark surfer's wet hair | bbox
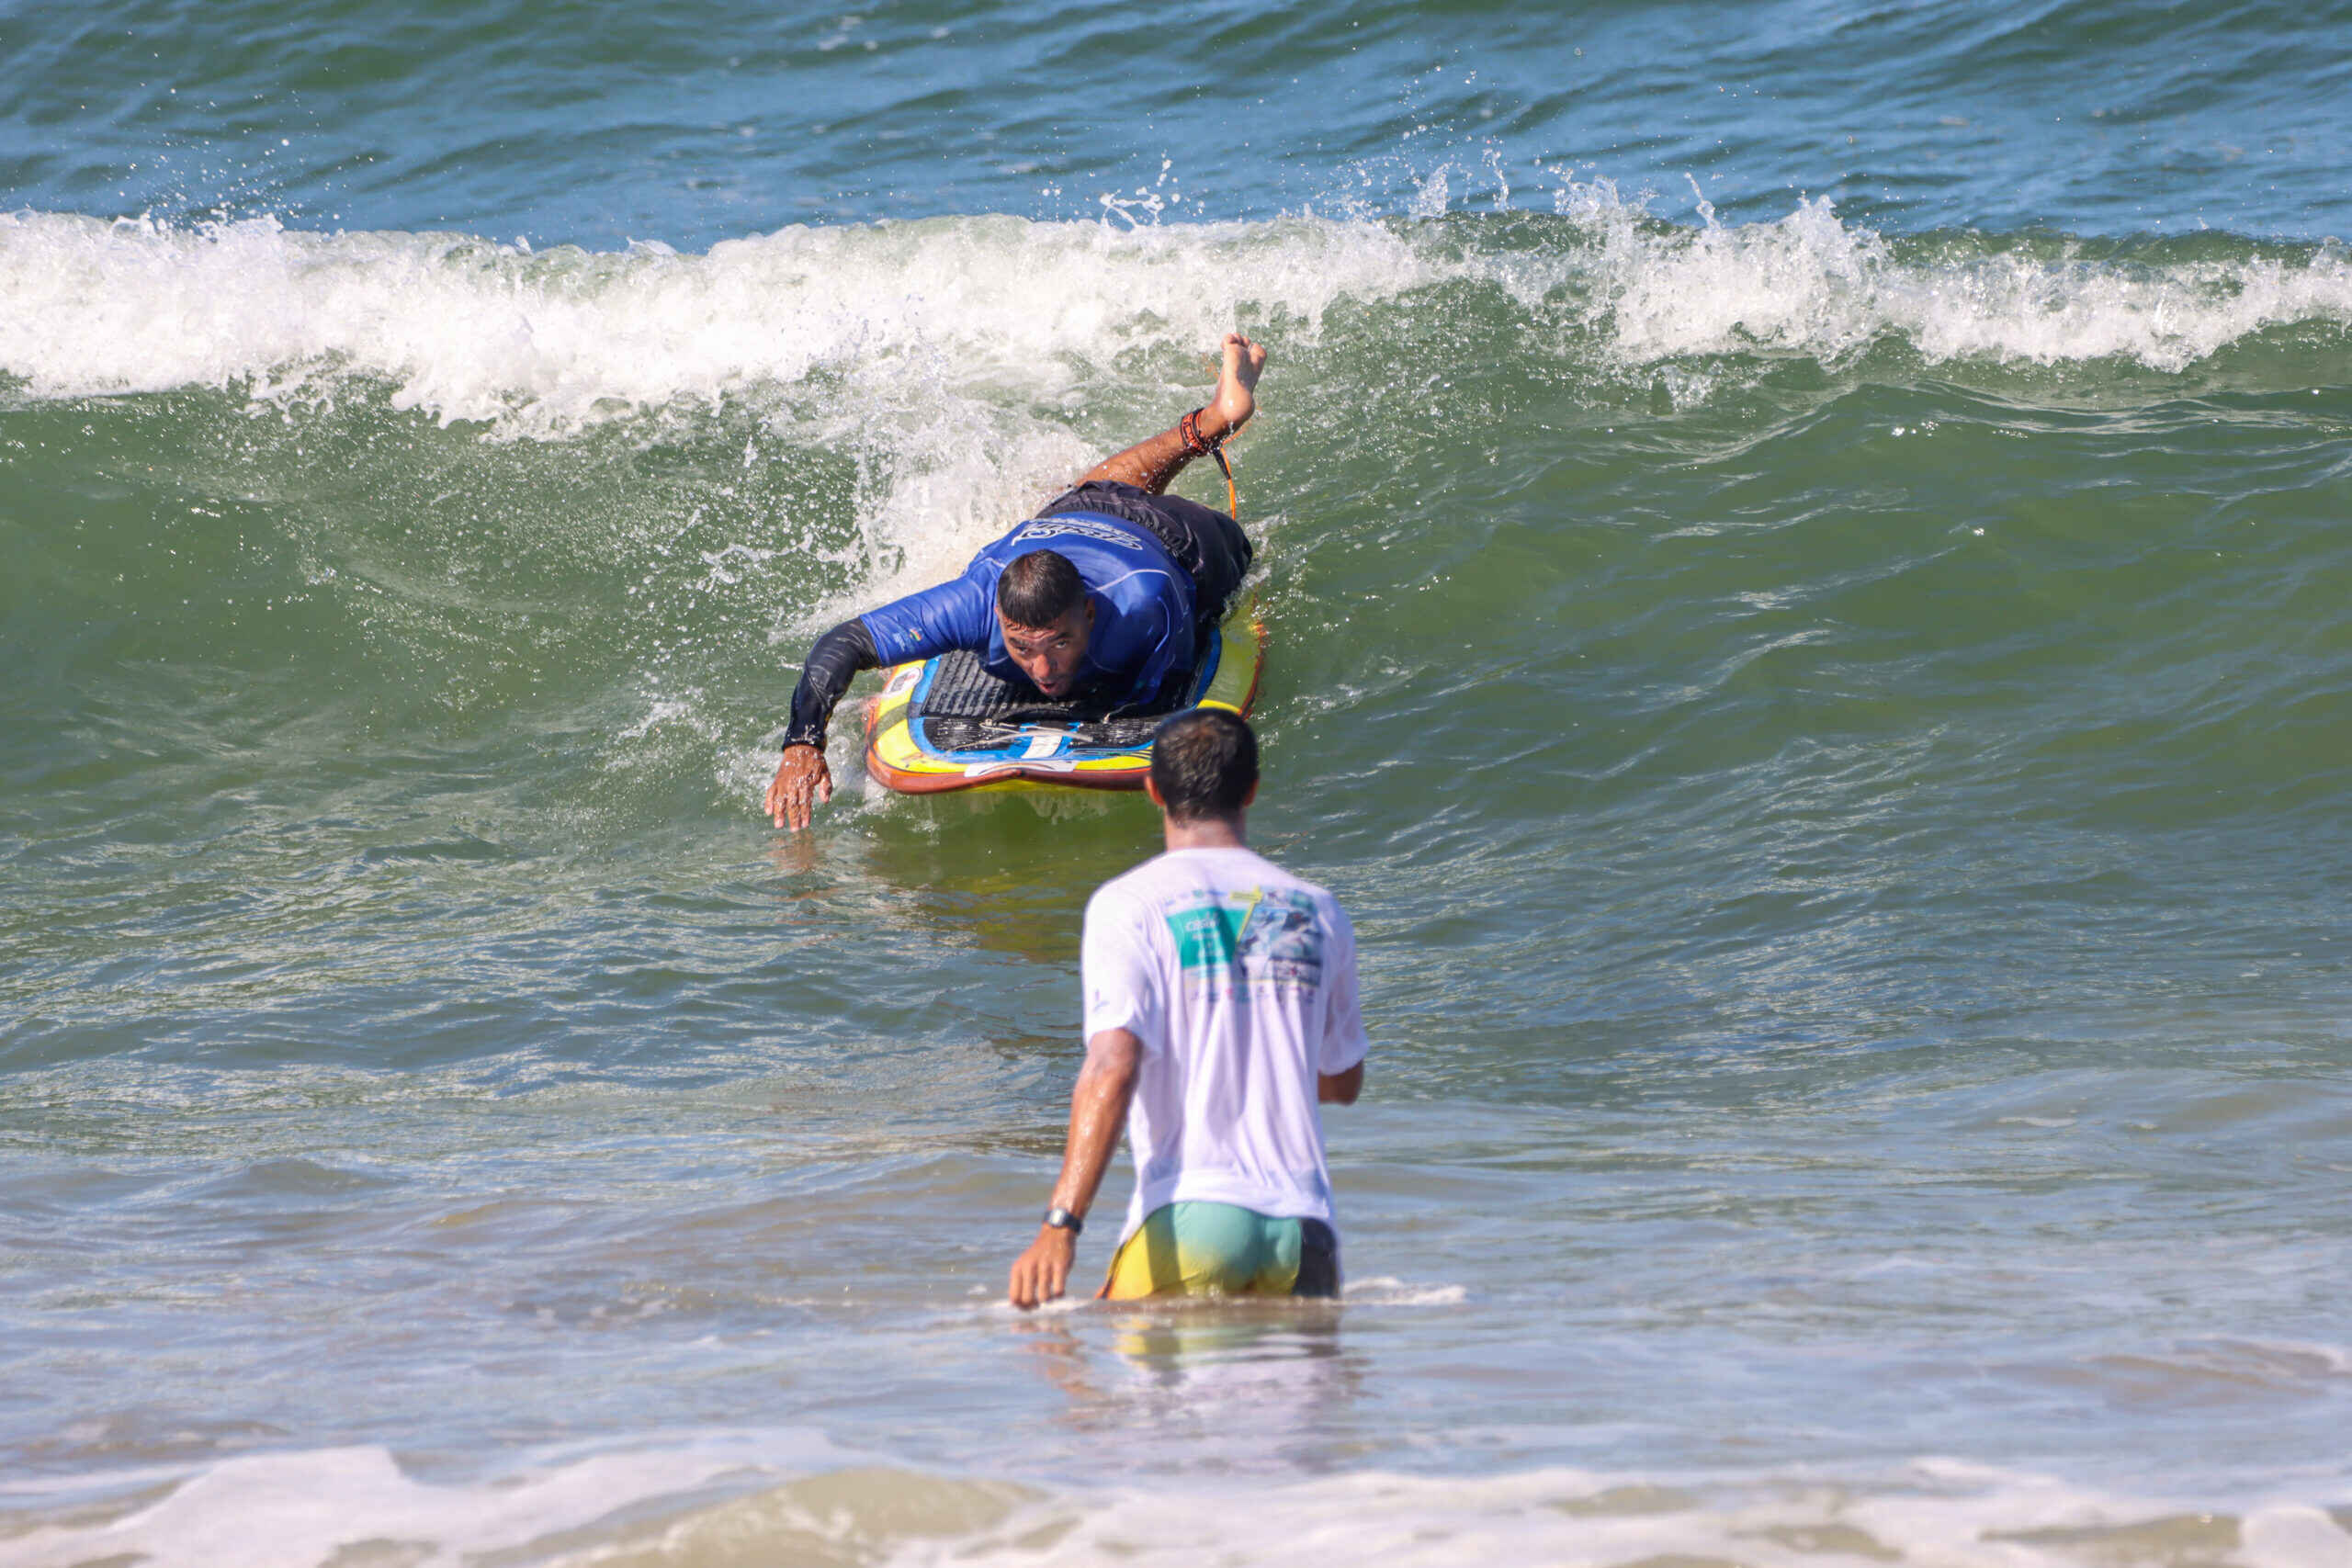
[1150,710,1258,822]
[997,550,1087,628]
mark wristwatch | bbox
[1042,1206,1083,1235]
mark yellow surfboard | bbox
[865,598,1264,795]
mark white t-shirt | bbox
[1081,845,1370,1244]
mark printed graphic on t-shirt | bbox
[1165,888,1324,992]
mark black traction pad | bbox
[912,649,1185,752]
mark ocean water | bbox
[6,2,2352,1563]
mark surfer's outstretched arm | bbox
[766,616,876,829]
[766,577,996,829]
[1076,333,1265,497]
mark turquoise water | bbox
[6,4,2352,1564]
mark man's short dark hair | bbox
[1149,710,1258,821]
[997,550,1086,627]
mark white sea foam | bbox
[4,201,2346,446]
[1341,1274,1470,1306]
[12,1444,2350,1568]
[0,209,1439,434]
[1555,183,2352,372]
[928,1463,2352,1568]
[0,1433,841,1568]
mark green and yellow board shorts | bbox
[1100,1201,1340,1301]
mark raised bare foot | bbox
[1205,332,1266,442]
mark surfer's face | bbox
[998,602,1092,697]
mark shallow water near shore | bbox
[6,2,2352,1564]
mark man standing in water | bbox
[1008,711,1368,1307]
[764,333,1268,830]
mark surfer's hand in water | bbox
[766,744,832,830]
[1008,1225,1077,1310]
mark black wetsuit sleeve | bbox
[782,617,879,750]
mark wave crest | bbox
[1559,185,2352,371]
[2,199,2346,439]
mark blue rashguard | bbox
[781,479,1253,752]
[861,511,1195,707]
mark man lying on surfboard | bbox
[764,333,1267,830]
